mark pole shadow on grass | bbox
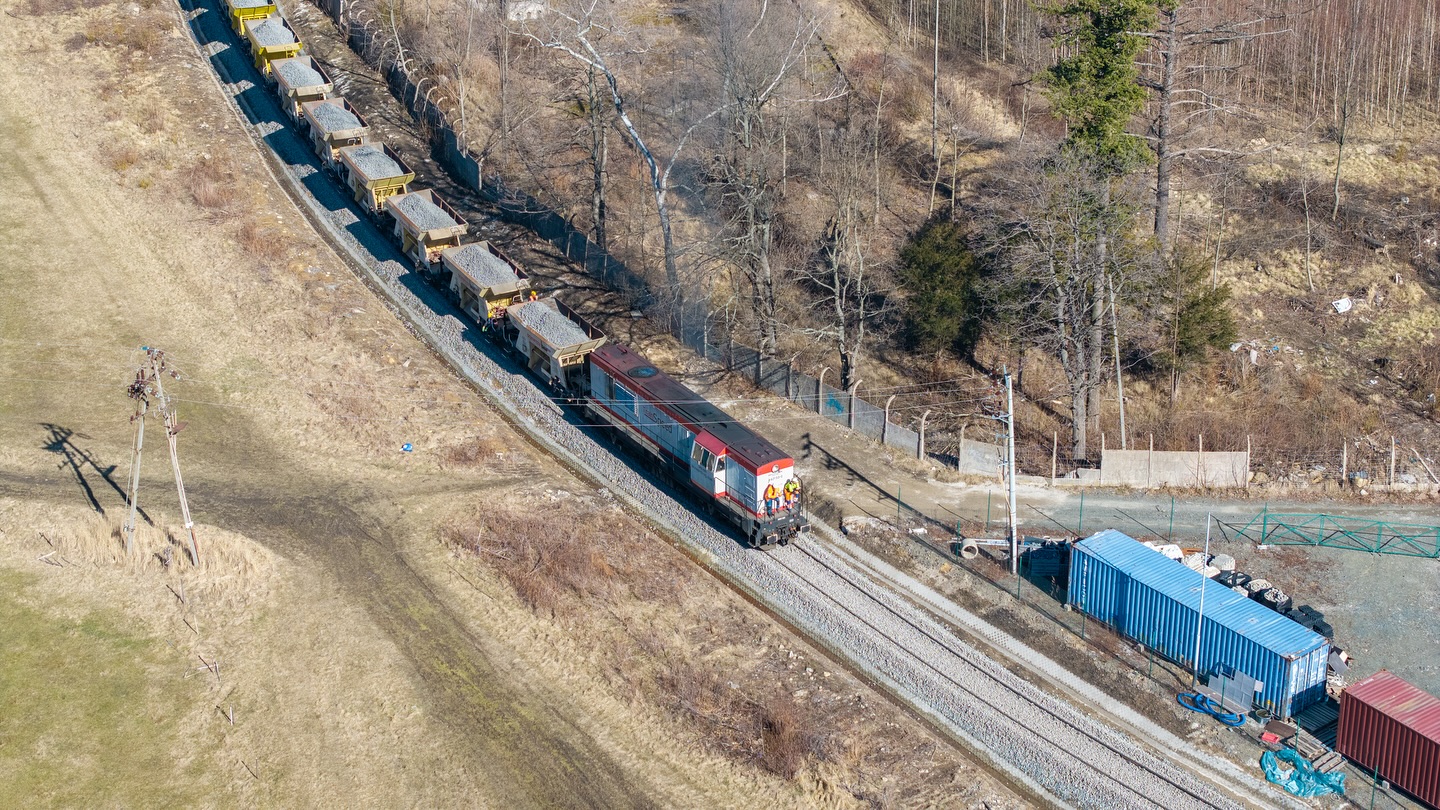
[41,423,152,525]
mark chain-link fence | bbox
[321,1,1440,495]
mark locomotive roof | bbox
[592,344,791,471]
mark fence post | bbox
[919,410,930,460]
[958,424,966,472]
[1100,432,1106,484]
[816,367,828,414]
[1052,432,1058,482]
[882,394,896,445]
[1198,433,1205,487]
[754,351,762,387]
[1246,434,1252,488]
[848,381,861,430]
[1390,436,1396,486]
[727,337,734,370]
[786,364,793,401]
[1341,441,1348,487]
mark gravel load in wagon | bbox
[274,58,325,90]
[230,0,271,8]
[310,102,362,134]
[392,194,458,231]
[345,145,404,181]
[448,244,520,288]
[512,300,590,348]
[249,17,297,48]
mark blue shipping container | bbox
[1067,530,1329,719]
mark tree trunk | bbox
[588,65,608,251]
[1153,9,1177,248]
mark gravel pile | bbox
[446,244,521,289]
[511,300,589,349]
[275,58,326,90]
[310,101,362,134]
[344,144,405,181]
[248,16,296,48]
[391,193,459,232]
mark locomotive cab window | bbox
[692,445,714,470]
[713,456,726,475]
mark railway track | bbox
[175,3,1294,807]
[767,538,1241,810]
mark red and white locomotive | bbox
[584,344,807,548]
[227,0,805,548]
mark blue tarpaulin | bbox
[1261,749,1346,798]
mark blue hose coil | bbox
[1177,692,1246,726]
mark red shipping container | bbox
[1337,670,1440,808]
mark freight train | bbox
[221,0,808,547]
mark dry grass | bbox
[445,500,843,781]
[82,15,163,53]
[24,0,110,15]
[135,97,167,135]
[655,654,828,779]
[38,513,276,610]
[236,217,287,262]
[444,501,647,616]
[439,434,509,468]
[108,142,141,173]
[190,156,241,212]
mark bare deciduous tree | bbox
[522,0,724,330]
[797,121,898,391]
[978,151,1158,459]
[699,0,835,356]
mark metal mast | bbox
[1006,370,1018,574]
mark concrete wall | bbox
[1100,450,1250,488]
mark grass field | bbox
[0,0,1023,805]
[0,569,220,807]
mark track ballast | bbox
[767,539,1242,810]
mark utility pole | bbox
[124,369,150,554]
[1005,369,1018,575]
[123,348,201,565]
[1191,512,1212,687]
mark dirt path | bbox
[0,8,653,805]
[0,3,1034,807]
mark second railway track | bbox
[177,2,1296,807]
[768,538,1242,810]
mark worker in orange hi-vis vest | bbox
[529,290,538,301]
[764,482,779,515]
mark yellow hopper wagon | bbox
[224,0,276,35]
[441,242,529,322]
[504,297,606,394]
[384,189,466,269]
[244,15,302,77]
[272,56,333,123]
[338,143,415,214]
[300,98,369,168]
